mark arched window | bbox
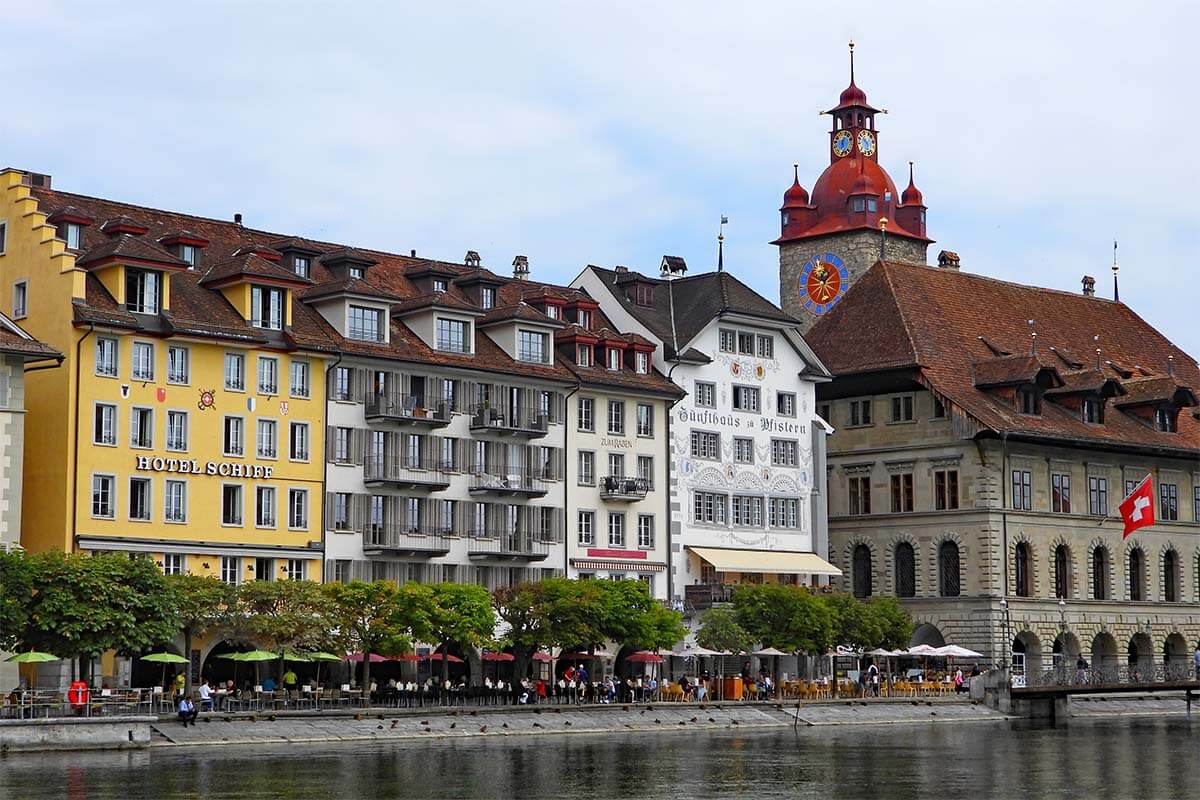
[852,544,872,598]
[1054,544,1070,599]
[1014,542,1031,597]
[1092,547,1109,600]
[1128,548,1145,601]
[1163,549,1179,602]
[938,541,960,597]
[894,542,916,598]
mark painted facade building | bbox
[575,260,840,612]
[807,258,1200,677]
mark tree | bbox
[821,591,879,651]
[397,582,494,685]
[696,606,754,654]
[863,596,913,650]
[597,579,684,652]
[732,584,834,654]
[238,579,335,682]
[326,580,411,691]
[166,574,236,692]
[0,548,32,652]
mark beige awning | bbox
[687,546,842,577]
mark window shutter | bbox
[351,429,365,465]
[325,426,336,463]
[324,491,335,531]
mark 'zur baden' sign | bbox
[134,455,276,479]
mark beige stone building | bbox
[807,258,1199,682]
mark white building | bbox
[575,260,840,612]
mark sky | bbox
[5,1,1197,357]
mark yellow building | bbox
[0,169,331,588]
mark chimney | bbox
[410,249,416,257]
[660,255,687,278]
[464,250,481,267]
[18,171,51,189]
[1081,275,1096,296]
[512,255,529,280]
[234,213,243,226]
[614,265,628,274]
[936,250,960,270]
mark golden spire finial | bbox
[849,40,856,82]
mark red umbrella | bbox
[482,651,516,662]
[532,651,553,663]
[625,651,663,664]
[345,652,388,663]
[390,654,421,662]
[423,652,464,663]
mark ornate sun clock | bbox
[798,252,849,315]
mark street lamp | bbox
[1058,598,1067,630]
[999,597,1011,671]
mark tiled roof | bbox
[200,252,310,286]
[0,312,60,362]
[972,355,1059,388]
[75,233,187,269]
[478,302,563,327]
[391,291,481,316]
[297,277,404,304]
[807,260,1200,456]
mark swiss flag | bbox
[1119,475,1155,539]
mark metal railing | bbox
[683,583,736,612]
[364,457,451,488]
[467,530,551,560]
[365,393,452,426]
[362,525,452,555]
[1024,662,1197,688]
[468,404,550,437]
[469,468,548,496]
[599,476,650,500]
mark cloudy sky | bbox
[7,1,1196,356]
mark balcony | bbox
[599,476,650,501]
[365,392,452,428]
[363,457,451,490]
[469,404,549,439]
[362,525,452,557]
[683,583,736,613]
[469,468,548,497]
[467,530,551,562]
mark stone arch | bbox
[1159,545,1181,603]
[733,470,765,491]
[886,533,919,598]
[842,536,877,598]
[1010,532,1038,597]
[1124,541,1148,601]
[693,466,729,489]
[1090,631,1118,672]
[1052,631,1082,669]
[1048,535,1076,600]
[1163,632,1189,674]
[768,474,798,494]
[1012,630,1043,679]
[1086,538,1114,601]
[1127,632,1153,673]
[910,622,946,648]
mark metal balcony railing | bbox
[466,530,551,561]
[362,525,452,556]
[468,468,548,496]
[365,392,452,426]
[468,404,550,438]
[682,583,736,613]
[599,476,650,501]
[363,457,451,489]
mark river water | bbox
[0,717,1196,799]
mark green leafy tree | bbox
[696,606,754,654]
[821,591,880,650]
[0,548,33,652]
[863,596,913,650]
[397,582,494,685]
[491,580,554,690]
[238,579,335,681]
[326,580,411,690]
[732,584,834,654]
[166,574,237,692]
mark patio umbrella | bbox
[391,653,421,662]
[531,651,553,662]
[907,644,940,656]
[140,652,189,689]
[423,652,464,663]
[282,652,312,662]
[6,650,59,693]
[235,650,279,687]
[345,652,388,663]
[753,648,789,697]
[933,645,984,659]
[481,651,516,662]
[625,651,663,663]
[306,651,342,687]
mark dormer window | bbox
[1017,387,1041,416]
[435,318,469,353]
[60,222,84,250]
[635,352,649,374]
[1082,396,1104,424]
[852,197,865,213]
[635,284,654,306]
[347,305,385,342]
[577,345,593,367]
[125,269,161,314]
[250,285,284,330]
[1155,407,1176,433]
[545,305,559,320]
[517,330,548,363]
[350,266,366,280]
[781,211,790,227]
[432,278,447,292]
[178,244,197,268]
[607,347,622,371]
[480,287,496,309]
[577,309,592,328]
[293,256,310,279]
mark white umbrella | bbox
[674,646,729,657]
[933,645,983,659]
[907,644,941,656]
[752,647,790,657]
[865,647,899,657]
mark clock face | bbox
[856,130,876,157]
[832,130,852,158]
[799,253,850,315]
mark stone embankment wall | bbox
[0,716,154,752]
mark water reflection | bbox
[0,718,1196,800]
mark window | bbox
[694,382,715,408]
[224,353,245,391]
[331,427,352,463]
[690,430,719,460]
[577,345,592,367]
[607,453,625,478]
[220,556,239,585]
[94,403,117,445]
[636,403,653,437]
[1051,472,1071,513]
[481,287,496,309]
[756,334,774,359]
[351,266,367,281]
[1194,487,1200,522]
[164,479,186,523]
[162,554,184,576]
[436,318,468,353]
[130,407,153,449]
[607,347,622,370]
[895,542,916,597]
[166,410,188,451]
[932,395,946,418]
[1014,542,1031,597]
[1154,407,1175,433]
[128,477,151,521]
[934,470,959,510]
[1011,469,1032,510]
[637,514,654,548]
[577,511,594,546]
[250,285,284,330]
[255,558,274,581]
[165,345,189,384]
[693,491,727,524]
[633,283,654,306]
[577,398,594,432]
[222,485,243,526]
[733,437,754,464]
[332,492,351,530]
[95,337,118,377]
[1163,550,1180,602]
[293,256,310,279]
[125,269,161,314]
[289,360,310,398]
[12,280,26,318]
[768,498,799,528]
[286,559,306,581]
[252,357,276,396]
[1092,546,1109,600]
[1053,544,1070,599]
[0,222,5,253]
[732,386,760,412]
[890,473,914,513]
[544,303,559,319]
[939,541,960,597]
[777,392,796,417]
[575,308,591,327]
[256,486,276,528]
[289,422,309,461]
[331,366,352,401]
[256,419,277,459]
[62,222,83,250]
[347,305,385,341]
[849,399,872,426]
[131,341,154,381]
[1088,476,1109,516]
[1159,482,1179,521]
[607,401,624,435]
[1128,548,1145,600]
[719,329,736,352]
[608,512,625,547]
[1018,388,1041,415]
[890,395,914,422]
[1082,397,1104,424]
[848,476,871,515]
[570,450,592,485]
[817,402,831,421]
[223,416,244,456]
[637,455,653,488]
[518,330,548,363]
[635,351,649,374]
[91,474,115,518]
[731,496,763,526]
[771,439,798,467]
[736,332,755,355]
[852,544,872,598]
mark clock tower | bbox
[775,43,931,330]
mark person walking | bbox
[177,694,198,727]
[867,662,880,697]
[1193,645,1200,677]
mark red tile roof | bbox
[75,233,188,270]
[199,252,311,287]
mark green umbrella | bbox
[5,651,59,663]
[217,652,247,660]
[282,652,312,662]
[140,652,190,690]
[236,650,278,662]
[305,652,341,688]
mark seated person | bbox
[177,694,199,727]
[197,681,214,711]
